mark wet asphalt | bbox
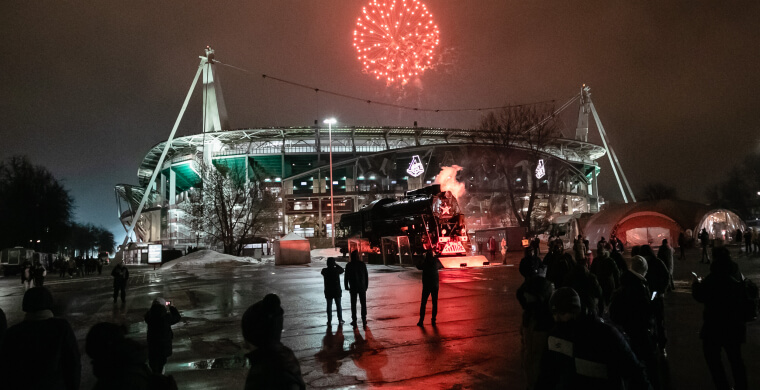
[0,246,759,389]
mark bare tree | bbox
[479,104,561,232]
[183,162,277,255]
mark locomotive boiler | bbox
[336,184,469,257]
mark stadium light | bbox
[324,118,337,249]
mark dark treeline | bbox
[0,156,114,256]
[707,152,760,219]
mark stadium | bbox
[114,49,618,257]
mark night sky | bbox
[2,1,759,241]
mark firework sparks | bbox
[353,0,440,86]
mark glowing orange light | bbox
[353,0,440,86]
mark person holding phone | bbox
[144,297,181,374]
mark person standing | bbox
[144,297,181,375]
[500,237,508,264]
[20,259,33,290]
[573,235,586,264]
[677,232,687,260]
[111,262,130,304]
[744,229,753,256]
[488,235,497,262]
[242,293,305,390]
[516,266,554,390]
[700,228,711,263]
[345,250,369,328]
[0,287,81,389]
[321,257,345,325]
[32,259,47,287]
[597,237,608,258]
[657,239,674,291]
[640,244,671,355]
[417,251,443,326]
[589,247,620,315]
[692,247,748,390]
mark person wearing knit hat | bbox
[242,294,305,390]
[0,287,81,389]
[629,255,648,278]
[321,257,345,326]
[537,286,651,389]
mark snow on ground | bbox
[158,248,344,271]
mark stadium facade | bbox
[115,49,609,252]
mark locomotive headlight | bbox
[442,229,447,235]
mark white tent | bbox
[694,209,747,242]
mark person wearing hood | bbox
[111,262,130,304]
[345,250,369,328]
[242,293,305,390]
[0,287,81,389]
[417,250,444,326]
[610,255,660,389]
[144,297,181,374]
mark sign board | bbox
[147,244,163,264]
[441,241,466,255]
[406,155,425,177]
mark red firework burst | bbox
[353,0,440,86]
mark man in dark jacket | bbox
[589,248,620,315]
[639,245,670,354]
[345,250,369,328]
[516,266,554,390]
[144,297,181,374]
[536,287,652,390]
[610,255,660,390]
[417,251,443,326]
[32,259,47,287]
[111,262,130,303]
[692,247,748,390]
[0,287,81,389]
[520,247,542,279]
[242,293,305,390]
[321,257,345,325]
[700,228,710,263]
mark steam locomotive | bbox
[336,184,469,257]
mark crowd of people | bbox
[516,233,753,390]
[0,237,755,389]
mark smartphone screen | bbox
[651,291,657,300]
[165,301,171,306]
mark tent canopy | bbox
[695,209,747,242]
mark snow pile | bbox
[310,248,343,264]
[159,249,270,270]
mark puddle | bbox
[174,355,249,371]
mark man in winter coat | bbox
[32,259,47,287]
[417,251,444,326]
[321,257,344,325]
[744,229,753,255]
[562,257,602,317]
[144,297,181,374]
[535,287,652,390]
[692,247,748,390]
[589,248,620,314]
[0,287,81,389]
[639,245,670,354]
[700,228,710,263]
[610,255,660,390]
[242,293,305,390]
[516,266,554,390]
[520,247,542,279]
[345,250,369,328]
[111,262,130,303]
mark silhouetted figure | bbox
[640,245,670,354]
[573,235,586,264]
[531,236,541,257]
[111,262,130,303]
[589,247,620,315]
[345,250,369,328]
[516,266,554,390]
[610,255,660,390]
[86,322,177,390]
[489,235,497,261]
[0,287,81,389]
[657,239,674,291]
[242,293,305,390]
[700,228,710,263]
[596,236,607,258]
[562,256,602,317]
[677,232,687,260]
[535,287,651,390]
[744,229,753,255]
[692,247,748,390]
[611,250,628,275]
[500,237,508,264]
[321,257,344,325]
[21,259,33,290]
[520,247,542,279]
[144,298,181,374]
[417,251,443,326]
[545,252,574,289]
[32,259,47,287]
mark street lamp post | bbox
[324,118,337,248]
